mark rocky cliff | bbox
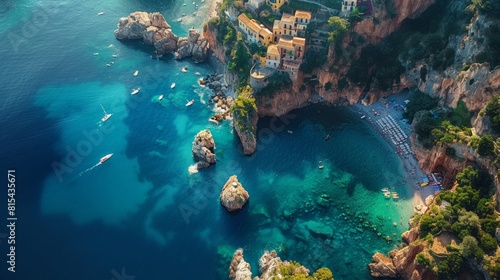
[233,109,258,155]
[354,0,437,45]
[229,249,252,280]
[203,22,227,64]
[115,12,209,62]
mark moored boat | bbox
[133,70,139,76]
[131,87,141,95]
[171,82,176,89]
[100,104,112,122]
[185,99,194,106]
[159,95,164,101]
[181,66,188,73]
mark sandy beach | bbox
[209,0,222,18]
[353,92,435,213]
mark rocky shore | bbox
[200,73,234,124]
[114,12,209,62]
[192,129,216,169]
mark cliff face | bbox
[233,111,258,155]
[354,0,437,44]
[203,23,227,64]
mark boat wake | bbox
[79,162,102,176]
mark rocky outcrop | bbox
[192,130,216,168]
[203,21,228,64]
[257,250,282,279]
[392,243,425,279]
[220,175,249,212]
[229,249,252,280]
[368,252,398,278]
[114,12,208,61]
[354,0,437,45]
[233,109,258,155]
[174,28,210,63]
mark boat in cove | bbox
[100,153,113,163]
[171,82,176,89]
[133,70,139,76]
[185,99,194,106]
[100,104,112,122]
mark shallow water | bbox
[0,1,415,279]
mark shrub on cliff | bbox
[312,268,334,280]
[231,87,257,132]
[437,252,464,280]
[485,95,500,133]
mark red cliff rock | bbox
[354,0,437,44]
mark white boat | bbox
[361,115,366,119]
[159,95,164,101]
[97,12,105,15]
[100,153,113,163]
[177,18,182,22]
[195,72,201,76]
[112,54,118,58]
[170,82,176,89]
[133,70,139,76]
[100,104,112,122]
[183,3,186,5]
[381,187,389,192]
[106,63,111,67]
[185,99,194,106]
[181,66,188,73]
[131,87,141,95]
[93,52,99,56]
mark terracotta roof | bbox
[278,37,294,49]
[259,28,272,37]
[292,37,306,46]
[295,10,312,20]
[267,44,280,55]
[238,14,264,34]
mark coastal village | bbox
[109,0,500,279]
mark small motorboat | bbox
[392,192,399,199]
[133,70,139,76]
[131,87,141,95]
[361,115,366,119]
[183,3,187,5]
[171,82,176,89]
[93,52,99,56]
[112,54,118,58]
[100,153,113,163]
[97,12,105,15]
[177,18,182,22]
[106,63,111,67]
[181,66,188,73]
[159,95,164,101]
[185,99,194,106]
[287,130,293,134]
[195,72,201,76]
[381,187,389,192]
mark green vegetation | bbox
[322,0,342,10]
[437,253,464,280]
[228,33,252,87]
[327,16,348,44]
[416,253,433,269]
[257,4,277,26]
[485,95,500,133]
[281,0,320,13]
[231,86,257,132]
[258,71,292,97]
[268,261,334,280]
[403,91,438,123]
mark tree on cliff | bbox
[229,32,251,86]
[231,86,257,132]
[485,94,500,134]
[327,16,347,44]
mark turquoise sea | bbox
[0,0,415,279]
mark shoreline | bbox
[352,92,434,213]
[208,0,222,19]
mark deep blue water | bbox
[0,1,415,279]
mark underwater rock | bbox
[229,249,252,280]
[305,220,333,239]
[249,204,271,227]
[220,175,249,212]
[192,129,216,168]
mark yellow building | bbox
[266,0,286,12]
[277,36,305,61]
[272,10,312,42]
[265,44,280,69]
[237,14,273,46]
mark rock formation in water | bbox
[229,249,252,280]
[233,110,258,155]
[114,12,208,62]
[220,175,249,212]
[192,129,216,168]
